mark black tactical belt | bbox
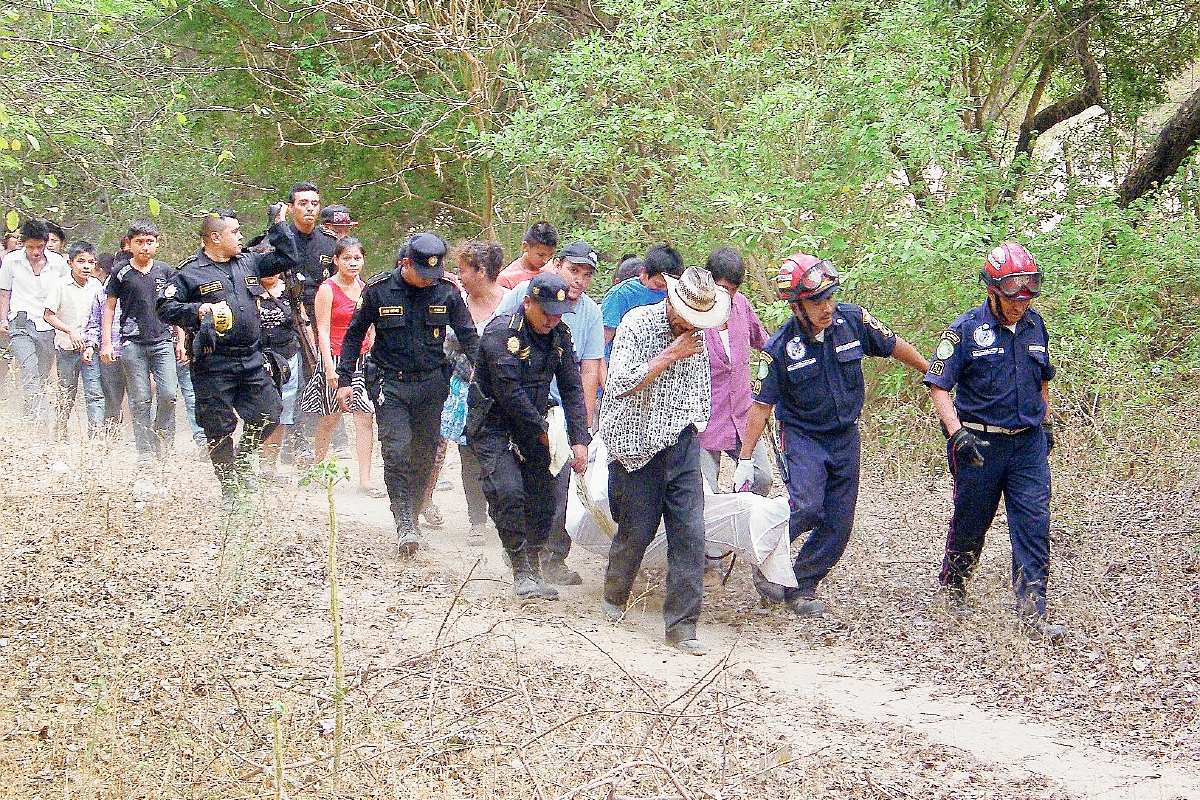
[390,368,441,383]
[961,421,1030,436]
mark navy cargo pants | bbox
[940,426,1052,618]
[782,424,861,600]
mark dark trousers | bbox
[98,359,126,426]
[194,350,281,485]
[782,424,861,598]
[940,427,1052,618]
[457,443,489,526]
[543,463,573,564]
[472,427,554,557]
[373,375,448,528]
[604,426,705,644]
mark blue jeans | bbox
[98,359,126,426]
[121,339,179,457]
[176,362,206,444]
[55,349,105,436]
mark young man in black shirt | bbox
[101,220,179,466]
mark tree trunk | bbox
[1117,86,1200,208]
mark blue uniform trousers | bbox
[782,424,861,599]
[940,427,1051,618]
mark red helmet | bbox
[982,242,1041,299]
[777,252,840,302]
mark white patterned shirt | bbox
[600,301,711,471]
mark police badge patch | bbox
[929,360,944,376]
[973,326,996,347]
[785,336,806,361]
[506,336,520,354]
[935,339,954,360]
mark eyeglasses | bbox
[799,260,839,292]
[996,271,1041,298]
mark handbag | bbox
[298,369,336,415]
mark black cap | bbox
[558,240,598,269]
[406,232,448,279]
[320,204,357,226]
[528,273,573,316]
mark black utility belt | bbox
[212,344,259,357]
[385,368,442,383]
[961,421,1031,436]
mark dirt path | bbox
[278,443,1200,800]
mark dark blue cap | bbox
[528,273,572,316]
[407,232,448,279]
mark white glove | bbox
[732,459,755,492]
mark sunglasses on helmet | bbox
[799,260,839,292]
[995,271,1041,298]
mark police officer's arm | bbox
[738,401,774,460]
[446,291,480,366]
[890,337,929,373]
[254,222,302,278]
[554,340,593,450]
[930,387,962,436]
[336,291,376,387]
[156,271,201,328]
[483,329,547,444]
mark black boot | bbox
[528,556,559,601]
[395,499,423,558]
[509,548,541,601]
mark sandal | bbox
[358,484,387,499]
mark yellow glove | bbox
[211,301,234,335]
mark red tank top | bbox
[324,278,367,356]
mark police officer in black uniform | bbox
[157,208,299,501]
[467,273,591,601]
[336,232,479,557]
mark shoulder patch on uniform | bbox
[198,281,223,295]
[379,305,403,316]
[941,329,961,345]
[860,307,894,337]
[928,360,944,376]
[934,339,954,360]
[164,284,178,299]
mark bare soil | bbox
[1,417,1198,799]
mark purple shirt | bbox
[699,291,768,452]
[83,291,122,357]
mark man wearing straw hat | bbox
[599,249,731,656]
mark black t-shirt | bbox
[258,291,299,359]
[105,259,173,344]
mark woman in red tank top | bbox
[314,237,382,497]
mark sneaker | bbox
[542,560,583,586]
[752,568,786,605]
[421,505,444,528]
[788,597,825,618]
[513,574,541,602]
[946,586,973,618]
[601,601,625,622]
[1021,616,1067,643]
[397,530,423,559]
[466,524,489,547]
[672,638,709,656]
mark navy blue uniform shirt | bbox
[753,303,897,435]
[923,301,1055,429]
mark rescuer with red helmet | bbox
[924,241,1064,641]
[735,252,929,616]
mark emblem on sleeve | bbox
[928,360,944,376]
[164,284,177,299]
[506,336,520,354]
[935,339,954,360]
[941,329,961,345]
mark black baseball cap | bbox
[528,273,573,316]
[558,240,598,269]
[406,232,448,279]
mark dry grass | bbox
[0,416,1082,799]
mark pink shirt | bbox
[496,256,551,290]
[699,291,769,452]
[324,277,368,356]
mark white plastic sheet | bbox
[566,436,797,587]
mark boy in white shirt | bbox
[44,242,104,437]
